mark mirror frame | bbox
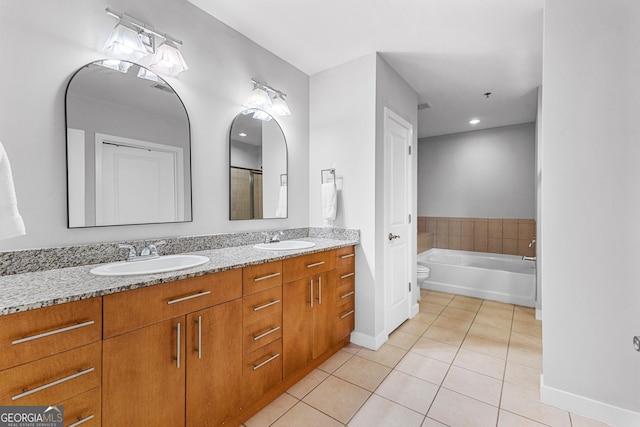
[228,109,288,220]
[64,59,193,228]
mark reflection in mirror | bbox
[229,109,287,220]
[65,60,192,227]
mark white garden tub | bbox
[418,248,536,307]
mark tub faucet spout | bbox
[522,255,536,261]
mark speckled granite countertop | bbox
[0,237,358,316]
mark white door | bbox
[95,134,183,225]
[384,107,414,334]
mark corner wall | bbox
[541,0,640,424]
[0,0,309,251]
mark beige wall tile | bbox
[436,219,449,235]
[503,220,518,239]
[474,218,488,238]
[503,238,518,255]
[426,219,437,234]
[461,220,475,236]
[474,237,488,252]
[448,235,462,250]
[461,235,474,251]
[487,238,503,254]
[518,239,535,257]
[448,220,461,236]
[435,235,449,249]
[418,217,427,232]
[488,220,503,238]
[518,221,536,240]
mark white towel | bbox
[321,182,337,224]
[275,185,287,218]
[0,142,26,240]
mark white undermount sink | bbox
[253,240,316,251]
[90,254,210,276]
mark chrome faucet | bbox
[522,255,536,261]
[262,231,283,244]
[118,240,166,262]
[528,238,536,248]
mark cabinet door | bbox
[313,271,337,358]
[283,277,314,378]
[186,299,242,427]
[103,317,185,427]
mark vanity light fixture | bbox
[246,79,292,118]
[104,8,189,76]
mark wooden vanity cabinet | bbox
[282,251,337,378]
[0,298,103,427]
[102,269,243,427]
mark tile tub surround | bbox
[0,231,359,316]
[0,227,359,276]
[418,217,536,257]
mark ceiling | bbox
[187,0,544,138]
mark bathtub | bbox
[418,248,536,307]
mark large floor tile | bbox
[411,312,439,325]
[424,293,454,306]
[333,355,392,391]
[570,412,613,427]
[395,351,450,385]
[498,409,548,426]
[244,393,298,427]
[421,418,447,427]
[349,394,425,427]
[461,333,508,359]
[442,365,503,406]
[448,296,483,312]
[512,319,542,337]
[431,314,473,333]
[507,332,543,370]
[287,368,329,399]
[482,300,515,311]
[271,401,344,427]
[474,312,513,330]
[302,376,370,424]
[423,325,466,347]
[419,302,445,315]
[397,319,430,336]
[453,348,506,380]
[387,330,421,350]
[375,370,439,415]
[410,337,460,364]
[468,321,511,344]
[356,343,407,368]
[504,361,541,392]
[441,306,477,321]
[500,382,571,427]
[428,388,499,427]
[318,349,355,373]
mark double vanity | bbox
[0,234,358,426]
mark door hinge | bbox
[409,282,412,292]
[409,214,412,224]
[408,146,412,155]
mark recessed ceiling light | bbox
[469,119,480,125]
[239,132,247,137]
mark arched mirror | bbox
[65,60,192,227]
[229,109,287,220]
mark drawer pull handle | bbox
[12,367,94,401]
[340,291,355,299]
[309,280,314,308]
[340,310,355,319]
[253,353,280,370]
[254,272,281,282]
[307,261,325,268]
[12,320,95,345]
[254,326,281,341]
[68,415,94,427]
[197,316,202,360]
[253,299,281,312]
[340,253,355,259]
[176,322,181,369]
[167,291,211,305]
[318,277,322,305]
[340,272,355,279]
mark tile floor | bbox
[243,290,611,427]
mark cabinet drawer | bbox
[0,342,101,406]
[103,269,242,338]
[0,298,102,371]
[243,286,282,324]
[336,305,355,342]
[282,250,335,283]
[244,311,282,355]
[336,265,355,287]
[336,246,355,267]
[56,386,100,427]
[243,261,283,296]
[337,285,355,310]
[243,338,282,406]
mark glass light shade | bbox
[246,86,272,110]
[148,41,189,76]
[270,93,291,116]
[103,22,148,62]
[99,59,132,73]
[252,109,272,121]
[137,67,159,82]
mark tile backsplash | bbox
[417,216,536,257]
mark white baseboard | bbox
[350,330,388,351]
[540,374,640,427]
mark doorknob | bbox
[634,336,640,352]
[388,233,400,241]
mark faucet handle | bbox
[118,244,137,261]
[142,240,166,257]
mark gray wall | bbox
[418,123,536,218]
[541,0,640,424]
[0,0,309,251]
